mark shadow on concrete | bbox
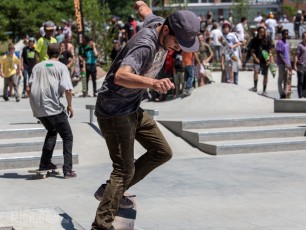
[87,122,102,137]
[0,173,31,179]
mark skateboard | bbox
[262,50,277,77]
[219,36,238,62]
[285,71,292,98]
[28,169,60,179]
[112,193,137,230]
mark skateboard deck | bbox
[262,50,277,77]
[285,71,292,98]
[28,169,60,179]
[112,193,137,230]
[219,36,238,62]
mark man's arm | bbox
[134,1,152,21]
[115,65,174,94]
[65,89,73,118]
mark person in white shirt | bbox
[265,13,278,40]
[254,12,263,28]
[210,22,223,62]
[235,17,247,43]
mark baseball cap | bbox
[29,37,35,42]
[167,10,200,52]
[44,21,55,30]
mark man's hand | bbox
[67,106,74,118]
[152,78,175,94]
[134,1,146,11]
[26,85,31,96]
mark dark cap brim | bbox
[177,36,199,52]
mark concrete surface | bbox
[0,70,306,229]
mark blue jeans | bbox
[38,112,73,173]
[22,68,32,93]
[184,65,194,92]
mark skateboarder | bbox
[26,43,76,179]
[91,1,200,229]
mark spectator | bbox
[0,44,20,102]
[293,32,306,98]
[197,34,213,86]
[21,37,37,98]
[210,22,223,62]
[59,41,74,77]
[55,26,65,44]
[254,12,263,28]
[125,14,137,40]
[110,40,122,62]
[182,51,198,96]
[276,29,291,99]
[249,26,274,95]
[265,13,277,40]
[293,10,303,39]
[173,50,185,98]
[35,21,57,62]
[82,36,98,97]
[235,17,248,43]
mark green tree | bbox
[82,0,113,69]
[106,0,135,21]
[229,0,249,25]
[0,0,75,42]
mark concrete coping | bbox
[274,99,306,113]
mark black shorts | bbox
[254,63,269,76]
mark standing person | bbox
[293,10,303,39]
[265,13,277,41]
[249,26,274,95]
[221,22,241,84]
[0,44,21,102]
[26,44,76,178]
[125,14,137,41]
[59,41,74,77]
[197,34,213,86]
[35,21,57,62]
[276,29,292,99]
[173,50,185,98]
[235,17,248,43]
[210,22,223,62]
[254,12,263,28]
[21,37,37,98]
[82,36,99,97]
[182,50,198,95]
[293,32,306,98]
[91,1,199,229]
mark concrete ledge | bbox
[0,152,79,170]
[274,99,306,113]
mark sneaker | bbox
[64,171,77,179]
[3,96,9,101]
[94,184,134,209]
[262,91,268,96]
[94,183,107,201]
[119,196,134,209]
[16,98,20,102]
[249,87,257,92]
[39,162,58,171]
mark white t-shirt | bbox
[254,15,263,27]
[29,60,73,117]
[210,28,223,46]
[235,23,245,41]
